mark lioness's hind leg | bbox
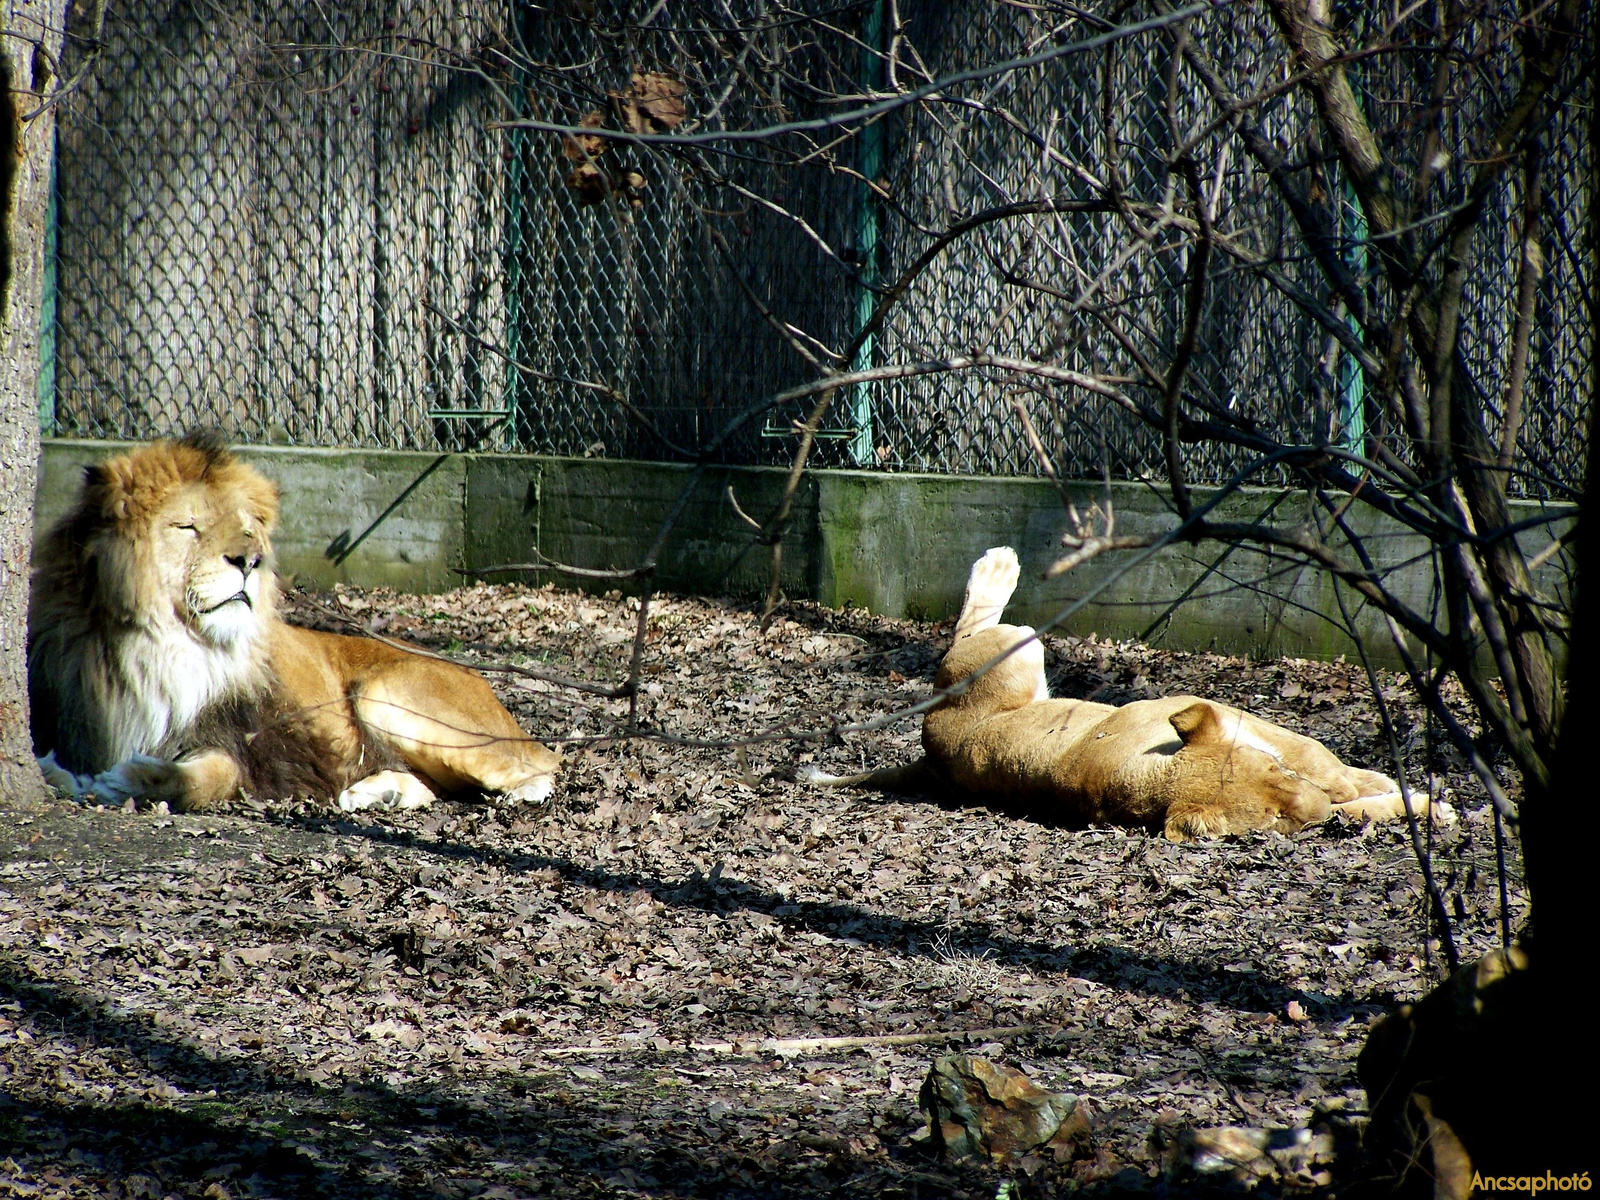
[937,624,1049,709]
[954,547,1021,639]
[338,770,436,812]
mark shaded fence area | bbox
[43,0,1591,491]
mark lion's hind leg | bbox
[350,662,560,803]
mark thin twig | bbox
[457,555,654,581]
[532,1024,1041,1058]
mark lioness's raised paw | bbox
[955,547,1021,637]
[338,770,435,812]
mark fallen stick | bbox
[532,1024,1041,1059]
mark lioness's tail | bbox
[954,547,1020,639]
[801,757,940,793]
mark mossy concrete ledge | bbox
[35,440,1571,662]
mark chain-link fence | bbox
[44,1,1590,494]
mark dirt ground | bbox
[0,582,1523,1198]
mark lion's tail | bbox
[800,756,940,793]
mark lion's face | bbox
[74,437,281,648]
[163,484,273,644]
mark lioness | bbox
[813,547,1448,840]
[29,433,560,813]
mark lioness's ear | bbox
[1170,701,1223,745]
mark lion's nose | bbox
[225,552,263,574]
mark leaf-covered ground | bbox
[0,583,1524,1198]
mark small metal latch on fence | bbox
[759,419,861,440]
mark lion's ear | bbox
[1169,701,1223,745]
[238,471,280,531]
[82,459,134,523]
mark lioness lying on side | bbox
[30,434,560,814]
[813,547,1449,840]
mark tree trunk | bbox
[1356,24,1596,1185]
[1,0,64,807]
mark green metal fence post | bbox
[848,0,886,467]
[1337,69,1367,456]
[1338,182,1367,455]
[37,125,57,435]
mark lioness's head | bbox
[63,433,280,646]
[1163,700,1336,838]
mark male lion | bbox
[29,433,560,813]
[813,547,1450,840]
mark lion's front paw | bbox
[82,754,178,805]
[37,752,90,800]
[338,770,435,812]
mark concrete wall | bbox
[38,441,469,593]
[35,440,1573,662]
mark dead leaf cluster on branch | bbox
[563,72,686,205]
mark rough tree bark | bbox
[0,0,64,806]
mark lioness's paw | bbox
[1337,790,1458,827]
[968,547,1020,601]
[957,547,1021,635]
[1164,808,1232,841]
[338,771,434,812]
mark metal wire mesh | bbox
[44,1,1590,495]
